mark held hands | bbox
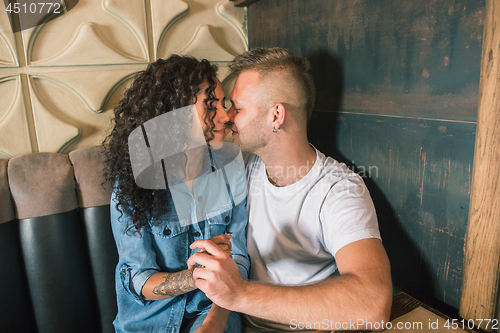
[202,234,233,258]
[188,239,246,311]
[190,237,234,332]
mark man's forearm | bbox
[189,239,392,330]
[234,271,392,329]
[142,269,196,300]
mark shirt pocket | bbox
[148,216,191,270]
[207,204,232,238]
[149,215,190,239]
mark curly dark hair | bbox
[103,55,219,232]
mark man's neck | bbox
[258,137,316,187]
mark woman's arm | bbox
[142,269,196,300]
[142,234,233,301]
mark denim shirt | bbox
[111,151,250,333]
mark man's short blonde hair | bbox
[229,47,315,121]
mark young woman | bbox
[103,55,249,333]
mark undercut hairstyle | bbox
[229,47,315,120]
[103,55,218,232]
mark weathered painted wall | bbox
[248,0,483,313]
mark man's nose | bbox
[227,106,236,123]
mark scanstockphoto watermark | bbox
[290,318,422,331]
[349,162,379,179]
[247,160,379,197]
[254,160,379,181]
[291,318,500,331]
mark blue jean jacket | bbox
[111,153,250,333]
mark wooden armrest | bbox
[313,292,485,333]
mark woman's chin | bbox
[209,141,224,150]
[224,132,240,146]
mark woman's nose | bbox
[217,108,229,124]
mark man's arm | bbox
[188,238,392,330]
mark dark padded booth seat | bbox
[0,146,118,333]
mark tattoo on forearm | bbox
[152,269,196,297]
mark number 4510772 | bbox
[444,318,499,330]
[6,2,62,14]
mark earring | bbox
[272,126,280,134]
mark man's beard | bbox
[239,124,268,154]
[240,138,266,154]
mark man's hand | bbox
[188,239,247,311]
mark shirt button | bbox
[197,196,203,202]
[225,216,230,222]
[163,228,171,236]
[193,231,201,237]
[121,268,126,275]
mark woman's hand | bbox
[193,310,228,333]
[201,234,232,258]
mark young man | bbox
[188,47,392,332]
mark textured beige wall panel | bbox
[155,0,247,61]
[28,68,141,153]
[217,64,237,101]
[0,11,18,67]
[180,24,236,61]
[151,0,190,60]
[29,75,81,153]
[0,75,32,159]
[216,0,247,48]
[44,68,141,112]
[218,65,231,83]
[0,0,247,157]
[21,0,149,66]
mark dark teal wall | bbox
[248,0,483,313]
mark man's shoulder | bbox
[243,153,262,173]
[313,148,359,184]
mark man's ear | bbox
[272,103,286,128]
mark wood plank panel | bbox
[459,0,500,330]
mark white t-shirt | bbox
[245,147,381,286]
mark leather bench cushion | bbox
[70,146,118,332]
[0,160,37,331]
[80,205,118,333]
[8,153,78,219]
[0,159,14,224]
[20,209,100,333]
[0,220,37,332]
[69,145,113,208]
